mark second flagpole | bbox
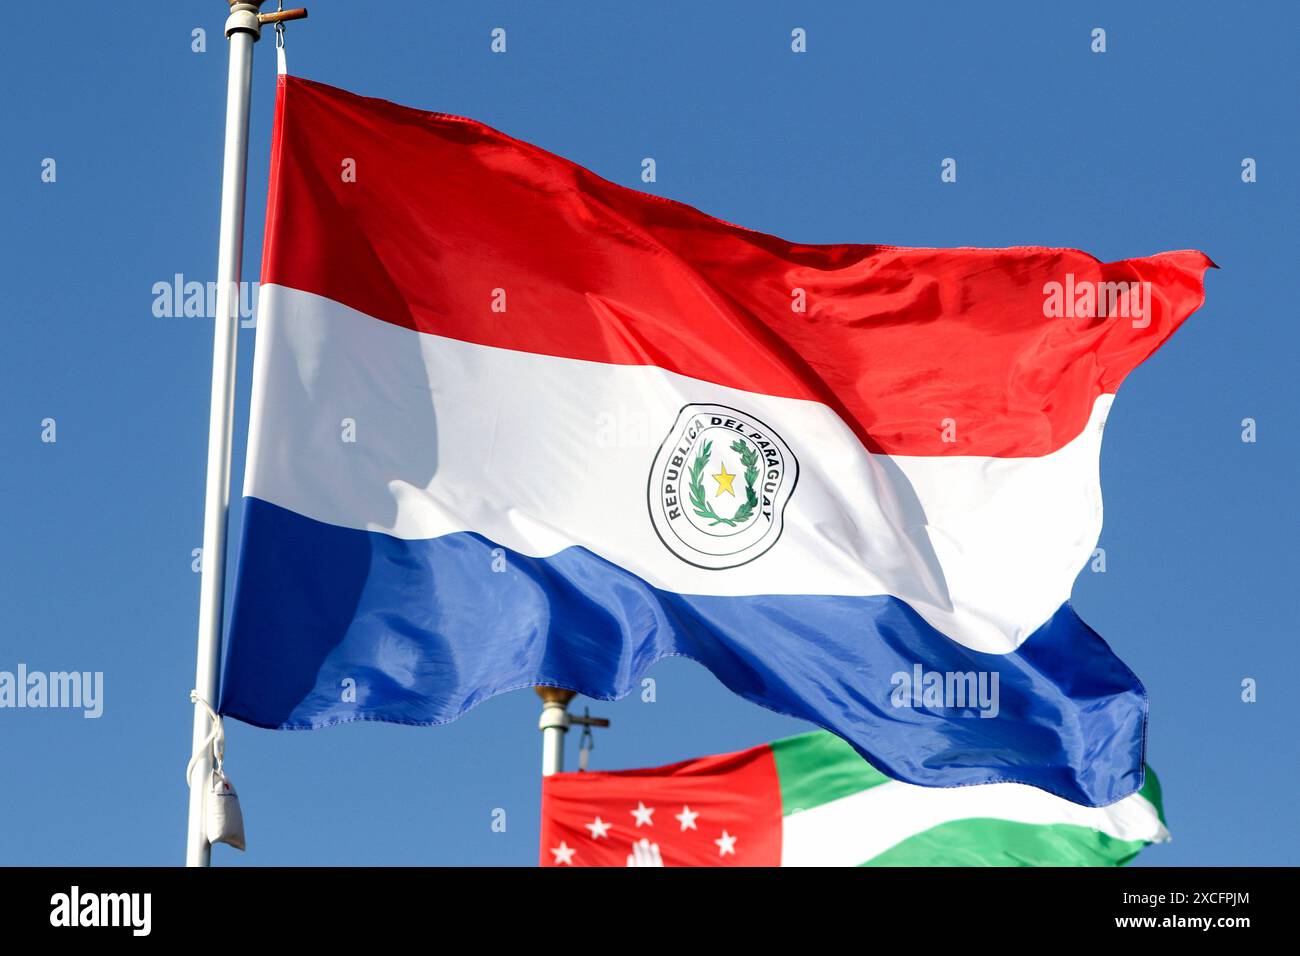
[534,688,609,777]
[535,688,575,776]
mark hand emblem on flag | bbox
[626,839,663,867]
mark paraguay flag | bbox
[219,76,1212,806]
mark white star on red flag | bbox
[674,805,699,831]
[714,830,737,857]
[584,816,612,839]
[550,841,576,865]
[630,801,655,827]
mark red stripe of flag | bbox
[261,76,1212,457]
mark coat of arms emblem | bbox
[648,404,798,569]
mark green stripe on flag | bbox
[771,731,892,815]
[772,730,1167,865]
[774,730,1166,823]
[861,817,1153,867]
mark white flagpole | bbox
[534,688,609,777]
[185,1,265,868]
[535,688,575,776]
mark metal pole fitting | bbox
[225,1,265,40]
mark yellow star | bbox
[712,461,737,497]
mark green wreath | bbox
[688,438,760,527]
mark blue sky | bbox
[1,1,1295,866]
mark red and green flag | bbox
[540,731,1168,867]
